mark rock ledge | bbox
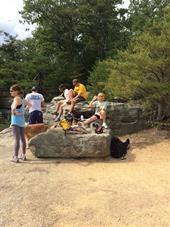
[29,128,111,158]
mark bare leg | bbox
[99,110,106,123]
[84,115,98,126]
[99,110,108,128]
[55,103,66,121]
[67,89,75,101]
[56,100,63,113]
[68,89,77,113]
[58,103,65,117]
[70,99,76,113]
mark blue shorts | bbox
[29,110,43,124]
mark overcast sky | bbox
[0,0,130,41]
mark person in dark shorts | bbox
[84,93,108,129]
[25,86,45,124]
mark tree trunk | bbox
[157,98,165,121]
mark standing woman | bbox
[10,85,30,163]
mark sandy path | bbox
[0,128,170,227]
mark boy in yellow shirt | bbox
[68,79,88,112]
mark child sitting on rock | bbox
[84,93,108,129]
[54,84,70,121]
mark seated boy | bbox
[68,79,88,113]
[84,93,108,129]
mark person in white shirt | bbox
[84,93,108,129]
[25,86,45,124]
[54,84,69,121]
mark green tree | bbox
[89,6,170,120]
[0,34,33,88]
[20,0,129,85]
[128,0,170,33]
[0,34,50,96]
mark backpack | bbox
[91,122,104,134]
[95,125,104,134]
[59,113,77,135]
[59,119,71,136]
[110,136,130,159]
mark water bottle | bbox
[80,114,84,121]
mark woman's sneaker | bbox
[52,111,58,115]
[11,156,19,163]
[20,154,27,161]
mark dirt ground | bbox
[0,128,170,227]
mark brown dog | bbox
[25,124,51,141]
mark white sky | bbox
[0,0,35,40]
[0,0,130,41]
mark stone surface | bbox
[43,97,147,135]
[29,128,111,158]
[106,103,147,135]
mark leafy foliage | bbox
[89,6,170,119]
[128,0,170,33]
[0,0,169,119]
[20,0,129,88]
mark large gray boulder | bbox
[44,97,147,135]
[106,103,146,135]
[29,128,111,158]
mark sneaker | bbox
[20,154,27,161]
[11,156,19,163]
[83,124,89,129]
[102,122,108,129]
[52,111,58,115]
[54,116,61,122]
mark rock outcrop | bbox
[29,128,111,158]
[44,97,147,135]
[106,103,145,135]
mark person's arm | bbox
[89,96,97,107]
[73,90,81,100]
[41,101,45,107]
[74,91,81,99]
[41,95,45,107]
[25,99,31,110]
[60,92,64,97]
[11,97,22,115]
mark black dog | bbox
[110,136,130,159]
[92,122,104,134]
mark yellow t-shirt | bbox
[74,83,87,100]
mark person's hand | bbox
[15,112,22,116]
[73,97,78,102]
[92,95,97,101]
[25,106,29,111]
[12,109,22,116]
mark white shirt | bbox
[93,101,108,114]
[64,89,69,101]
[25,92,44,113]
